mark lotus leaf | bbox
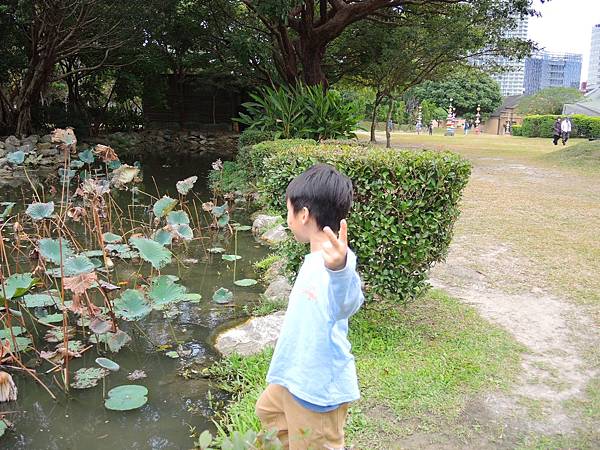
[153,196,178,218]
[170,224,193,240]
[44,268,63,277]
[104,385,148,411]
[111,164,140,188]
[0,326,25,339]
[217,213,230,228]
[96,357,120,371]
[148,275,186,308]
[44,327,74,343]
[153,229,173,246]
[107,159,121,170]
[78,149,95,164]
[196,431,213,449]
[114,290,152,321]
[82,250,104,258]
[39,238,74,264]
[222,254,241,262]
[2,336,32,352]
[165,351,179,359]
[0,202,15,220]
[234,225,252,231]
[167,210,189,225]
[105,243,130,254]
[0,273,37,300]
[70,159,85,169]
[71,367,109,389]
[102,232,122,243]
[106,330,132,352]
[37,313,64,324]
[181,293,202,303]
[26,201,55,221]
[22,292,60,307]
[129,237,172,270]
[63,255,95,276]
[212,287,233,304]
[234,279,258,287]
[7,150,25,165]
[0,419,8,437]
[208,247,225,253]
[211,204,227,218]
[58,167,77,181]
[176,176,197,195]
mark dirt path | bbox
[428,154,600,447]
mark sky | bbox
[528,0,600,82]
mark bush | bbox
[244,139,317,181]
[511,125,522,136]
[520,115,600,138]
[252,140,471,302]
[208,160,250,195]
[235,84,362,141]
[238,129,275,150]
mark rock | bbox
[4,143,16,153]
[0,158,8,168]
[38,146,58,157]
[252,215,281,235]
[264,276,292,302]
[5,136,20,147]
[214,311,285,356]
[19,143,35,154]
[260,224,287,245]
[0,148,5,159]
[40,134,53,143]
[264,258,286,283]
[22,135,39,145]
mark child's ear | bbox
[300,206,310,224]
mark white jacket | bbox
[561,119,572,133]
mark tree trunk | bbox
[386,97,395,149]
[370,92,383,143]
[301,42,327,86]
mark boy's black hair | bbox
[286,163,353,233]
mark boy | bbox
[256,164,364,450]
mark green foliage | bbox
[235,84,361,141]
[114,289,152,321]
[253,140,471,301]
[26,201,55,221]
[0,273,37,300]
[253,254,281,274]
[238,129,276,149]
[511,125,523,136]
[129,237,172,269]
[516,87,584,116]
[104,385,148,411]
[519,115,600,138]
[208,161,250,195]
[543,140,600,170]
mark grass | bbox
[542,139,600,170]
[208,289,523,448]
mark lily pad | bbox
[104,385,148,411]
[7,150,25,165]
[170,224,193,240]
[0,273,37,300]
[2,336,32,352]
[167,210,190,225]
[102,232,123,244]
[222,254,242,262]
[165,351,179,359]
[129,237,172,270]
[39,238,75,264]
[153,229,173,246]
[71,367,109,389]
[208,247,225,254]
[63,255,95,276]
[153,196,178,218]
[78,149,95,164]
[89,317,112,334]
[114,290,152,321]
[148,275,186,308]
[96,357,120,372]
[180,293,202,303]
[234,279,258,287]
[111,164,140,188]
[234,225,252,231]
[26,201,55,221]
[0,326,25,339]
[217,213,230,228]
[106,330,132,353]
[212,287,233,304]
[22,291,60,307]
[70,159,85,169]
[211,204,227,218]
[82,250,104,258]
[176,176,197,195]
[37,313,64,324]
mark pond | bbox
[0,147,268,449]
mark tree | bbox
[407,70,503,119]
[516,87,584,116]
[239,0,541,87]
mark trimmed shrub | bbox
[253,140,471,302]
[511,125,522,136]
[238,129,275,150]
[520,114,600,138]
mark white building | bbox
[491,17,529,96]
[588,24,600,90]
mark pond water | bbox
[0,153,269,449]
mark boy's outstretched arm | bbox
[323,220,364,321]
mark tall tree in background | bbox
[239,0,541,87]
[516,87,584,115]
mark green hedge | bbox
[520,115,600,138]
[252,140,471,302]
[511,125,522,136]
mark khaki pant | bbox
[255,384,349,450]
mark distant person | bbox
[416,122,422,134]
[561,116,572,145]
[464,121,470,135]
[428,121,433,135]
[387,119,393,132]
[552,117,562,145]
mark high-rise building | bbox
[524,52,583,95]
[588,24,600,89]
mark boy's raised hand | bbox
[322,219,348,271]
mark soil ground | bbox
[357,131,600,449]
